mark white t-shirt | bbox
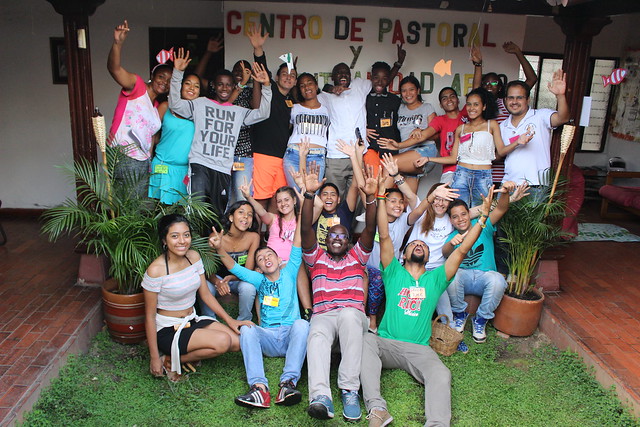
[288,103,330,148]
[367,201,416,269]
[318,78,372,158]
[397,102,436,153]
[500,108,555,185]
[408,214,454,270]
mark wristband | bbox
[376,196,386,201]
[237,83,247,89]
[377,193,387,198]
[366,198,376,205]
[473,61,483,67]
[304,191,315,200]
[394,61,403,68]
[394,178,406,186]
[390,172,400,177]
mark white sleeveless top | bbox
[457,120,495,166]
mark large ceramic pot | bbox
[493,288,545,337]
[101,279,146,344]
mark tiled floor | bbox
[0,217,102,426]
[0,203,638,424]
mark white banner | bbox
[223,1,526,107]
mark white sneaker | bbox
[356,212,366,222]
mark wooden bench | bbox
[599,171,640,218]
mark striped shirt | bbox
[141,259,204,310]
[303,242,370,315]
[491,98,509,183]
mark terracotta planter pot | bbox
[493,288,545,337]
[101,279,146,344]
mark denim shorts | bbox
[413,143,438,175]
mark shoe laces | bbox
[343,390,358,405]
[366,408,386,421]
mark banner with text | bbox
[224,1,526,108]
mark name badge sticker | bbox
[285,99,294,108]
[237,254,248,266]
[380,118,391,128]
[154,164,169,174]
[232,162,245,171]
[409,287,426,299]
[263,295,280,307]
[508,135,521,145]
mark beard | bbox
[409,251,426,264]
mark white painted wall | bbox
[0,2,638,208]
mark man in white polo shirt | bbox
[500,69,570,191]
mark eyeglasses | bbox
[328,232,349,240]
[483,81,499,87]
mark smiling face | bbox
[404,240,429,265]
[385,192,406,220]
[465,94,486,120]
[400,81,420,106]
[276,66,297,93]
[229,203,253,232]
[255,247,281,275]
[433,196,450,218]
[505,85,530,117]
[439,89,459,113]
[276,190,296,217]
[232,60,250,84]
[482,75,502,96]
[319,185,340,214]
[150,69,172,96]
[371,68,390,94]
[332,63,351,88]
[325,225,350,257]
[181,75,200,100]
[163,222,191,258]
[298,75,318,101]
[213,75,234,103]
[449,205,471,233]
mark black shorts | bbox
[156,319,215,355]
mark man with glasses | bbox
[360,180,493,427]
[300,164,378,422]
[499,70,570,189]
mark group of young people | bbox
[108,19,570,427]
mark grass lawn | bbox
[21,325,638,426]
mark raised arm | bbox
[242,62,272,126]
[408,184,460,225]
[194,35,224,89]
[489,181,514,224]
[336,139,365,211]
[358,165,379,252]
[548,69,570,127]
[380,153,417,209]
[444,188,493,280]
[376,172,395,269]
[389,42,406,83]
[107,20,137,91]
[169,48,195,120]
[239,178,275,225]
[470,45,483,90]
[503,42,537,89]
[301,163,325,251]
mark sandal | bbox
[162,356,185,382]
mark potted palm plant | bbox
[492,178,567,337]
[41,146,218,343]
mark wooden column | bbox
[552,15,610,176]
[46,1,105,170]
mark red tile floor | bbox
[0,199,638,424]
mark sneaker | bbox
[457,340,469,354]
[234,384,271,409]
[356,212,366,222]
[341,389,362,421]
[366,407,393,427]
[453,311,469,333]
[308,395,335,419]
[275,380,302,406]
[472,316,488,343]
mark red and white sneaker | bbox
[234,384,271,409]
[275,380,302,406]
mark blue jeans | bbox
[202,279,256,321]
[412,143,439,175]
[451,165,493,208]
[228,156,254,207]
[446,269,507,320]
[239,319,310,387]
[283,147,326,192]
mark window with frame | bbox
[518,54,617,153]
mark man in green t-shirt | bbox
[359,177,493,427]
